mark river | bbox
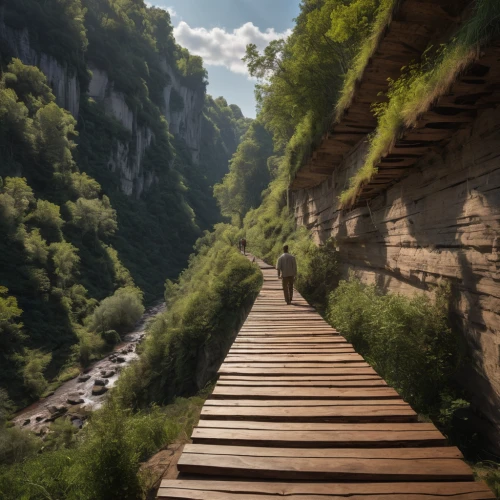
[13,302,166,433]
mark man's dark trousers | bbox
[282,276,294,304]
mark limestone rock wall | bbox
[86,61,204,195]
[88,64,157,197]
[161,60,204,164]
[0,20,80,118]
[293,106,500,449]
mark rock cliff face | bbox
[0,20,205,197]
[293,105,500,450]
[161,60,204,164]
[0,20,80,118]
[88,64,157,197]
[87,62,204,197]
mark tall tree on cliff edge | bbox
[215,0,382,222]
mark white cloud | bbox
[145,2,177,18]
[173,22,291,76]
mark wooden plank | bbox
[219,362,371,370]
[224,354,364,363]
[219,375,382,381]
[178,445,472,481]
[233,337,348,343]
[191,428,447,448]
[230,345,352,350]
[200,404,418,423]
[182,443,464,459]
[196,421,436,431]
[210,386,400,400]
[216,380,388,388]
[228,348,356,353]
[218,366,375,376]
[158,480,496,499]
[204,399,410,407]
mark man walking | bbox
[241,238,247,255]
[276,245,297,305]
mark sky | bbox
[146,0,301,118]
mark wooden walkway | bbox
[158,258,494,499]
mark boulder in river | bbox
[91,385,108,396]
[22,419,30,426]
[45,405,67,421]
[93,379,108,386]
[100,370,115,378]
[116,356,126,363]
[78,374,91,382]
[35,415,44,422]
[47,405,68,416]
[67,393,84,405]
[121,349,128,355]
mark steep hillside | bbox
[0,0,247,406]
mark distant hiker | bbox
[276,245,297,305]
[241,238,247,255]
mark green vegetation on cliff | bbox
[0,60,144,404]
[114,224,262,408]
[340,0,500,206]
[0,0,249,406]
[201,95,253,185]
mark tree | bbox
[3,177,35,215]
[88,287,144,334]
[243,0,380,149]
[26,199,64,241]
[66,196,117,238]
[37,102,77,174]
[0,287,24,350]
[21,349,52,397]
[214,122,274,222]
[70,172,101,200]
[24,229,49,264]
[3,59,55,114]
[49,241,80,289]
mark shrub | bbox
[113,224,262,408]
[20,349,52,397]
[101,329,121,346]
[74,328,105,367]
[474,462,500,498]
[88,287,144,335]
[327,277,464,416]
[0,393,207,499]
[0,426,39,466]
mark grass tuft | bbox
[339,0,500,208]
[334,0,399,122]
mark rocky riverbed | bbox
[13,302,165,434]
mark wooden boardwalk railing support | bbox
[158,257,494,499]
